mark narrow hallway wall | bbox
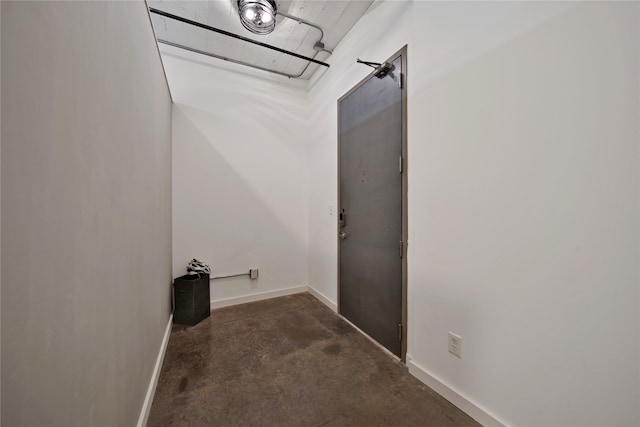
[164,53,309,306]
[408,3,639,426]
[1,2,172,425]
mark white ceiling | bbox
[147,0,373,80]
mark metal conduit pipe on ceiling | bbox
[158,39,314,79]
[277,11,333,54]
[149,7,332,79]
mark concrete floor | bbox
[148,293,480,426]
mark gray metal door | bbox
[338,51,405,358]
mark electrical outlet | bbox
[448,332,462,358]
[249,269,259,279]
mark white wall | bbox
[307,1,639,426]
[410,3,639,426]
[1,2,172,425]
[163,49,309,304]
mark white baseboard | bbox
[137,314,173,427]
[406,355,507,427]
[210,285,308,309]
[307,286,337,312]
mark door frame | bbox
[336,45,408,361]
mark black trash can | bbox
[173,273,210,326]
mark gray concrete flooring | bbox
[148,293,480,426]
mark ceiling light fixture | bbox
[238,0,277,35]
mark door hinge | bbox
[399,240,403,258]
[398,323,403,341]
[398,73,403,89]
[399,156,403,173]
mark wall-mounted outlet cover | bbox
[448,332,462,358]
[249,269,259,279]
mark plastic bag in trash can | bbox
[187,258,211,275]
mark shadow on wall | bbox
[161,50,311,90]
[172,104,308,300]
[160,50,310,151]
